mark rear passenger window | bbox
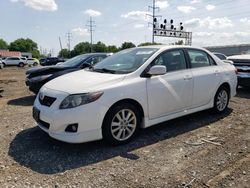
[188,50,215,68]
[152,50,187,72]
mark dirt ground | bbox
[0,67,249,188]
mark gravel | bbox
[0,67,249,187]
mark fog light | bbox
[65,123,78,133]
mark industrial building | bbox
[205,44,250,56]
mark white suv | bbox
[4,57,28,67]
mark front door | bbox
[146,49,193,119]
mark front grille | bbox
[231,60,250,67]
[39,96,56,107]
[38,119,50,129]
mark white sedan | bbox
[33,46,237,145]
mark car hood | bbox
[26,65,66,75]
[227,54,250,60]
[44,70,126,94]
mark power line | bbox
[86,17,96,52]
[66,31,72,51]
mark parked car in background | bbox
[0,58,4,69]
[26,53,111,94]
[3,57,28,67]
[213,52,227,60]
[27,58,39,66]
[213,52,233,64]
[40,57,65,66]
[227,54,250,87]
[33,46,237,145]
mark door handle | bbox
[184,75,192,80]
[214,70,220,75]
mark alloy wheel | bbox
[111,109,137,141]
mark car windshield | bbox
[92,48,158,74]
[57,54,91,67]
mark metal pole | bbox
[152,0,155,44]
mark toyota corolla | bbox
[33,46,237,145]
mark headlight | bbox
[30,74,53,82]
[59,92,103,109]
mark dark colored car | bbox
[227,54,250,87]
[40,57,65,66]
[26,53,111,93]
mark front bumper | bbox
[33,87,107,143]
[237,72,250,87]
[26,79,43,94]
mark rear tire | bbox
[33,62,38,66]
[102,103,141,145]
[212,86,229,113]
[19,62,25,67]
[3,63,6,67]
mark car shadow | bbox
[7,95,36,106]
[236,87,250,99]
[8,108,232,175]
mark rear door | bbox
[186,49,222,108]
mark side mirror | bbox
[147,65,167,76]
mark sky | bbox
[1,0,250,56]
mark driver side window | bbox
[152,49,187,72]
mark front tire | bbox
[212,86,229,113]
[102,103,141,145]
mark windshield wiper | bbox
[92,68,116,74]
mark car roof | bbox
[136,45,207,51]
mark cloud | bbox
[134,24,145,28]
[206,4,215,11]
[71,27,89,36]
[84,9,102,17]
[10,0,57,11]
[121,11,150,21]
[193,31,250,46]
[190,0,201,4]
[156,1,169,9]
[185,17,233,29]
[177,6,196,14]
[240,18,250,25]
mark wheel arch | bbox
[102,98,145,128]
[218,82,231,97]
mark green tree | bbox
[32,49,40,58]
[93,41,107,52]
[58,49,71,58]
[107,45,119,53]
[0,39,8,49]
[120,42,136,50]
[9,38,38,52]
[138,42,162,47]
[71,42,92,56]
[174,40,184,45]
[9,38,40,58]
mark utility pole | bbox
[147,0,161,43]
[86,17,96,52]
[59,37,63,51]
[66,32,72,51]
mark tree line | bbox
[0,38,40,58]
[0,37,184,59]
[58,41,166,58]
